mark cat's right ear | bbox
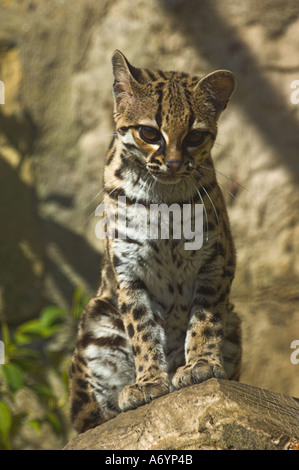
[195,70,236,117]
[112,50,140,110]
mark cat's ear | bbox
[112,50,141,109]
[195,70,236,116]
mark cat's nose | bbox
[165,160,182,173]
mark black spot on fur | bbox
[130,278,147,290]
[133,306,147,320]
[127,323,135,338]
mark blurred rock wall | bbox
[0,0,298,395]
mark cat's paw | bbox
[119,377,171,411]
[172,360,227,389]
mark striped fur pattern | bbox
[69,50,242,433]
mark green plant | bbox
[0,287,88,450]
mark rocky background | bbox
[0,0,299,449]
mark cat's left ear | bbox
[196,70,236,116]
[111,50,140,110]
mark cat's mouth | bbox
[148,171,185,184]
[147,167,193,185]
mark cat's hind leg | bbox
[69,297,135,433]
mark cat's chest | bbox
[110,178,220,307]
[112,231,216,309]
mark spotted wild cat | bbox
[69,50,242,433]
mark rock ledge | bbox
[64,379,299,450]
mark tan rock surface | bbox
[64,379,299,450]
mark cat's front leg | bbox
[172,302,227,389]
[117,283,171,411]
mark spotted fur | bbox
[69,50,242,433]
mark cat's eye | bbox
[139,126,162,144]
[185,130,208,147]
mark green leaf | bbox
[71,287,88,319]
[12,347,39,362]
[39,306,65,328]
[8,350,41,377]
[2,363,23,392]
[61,369,70,390]
[14,319,44,345]
[28,419,41,434]
[0,401,12,439]
[1,322,11,351]
[14,307,64,345]
[29,382,56,400]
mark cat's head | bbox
[112,50,236,184]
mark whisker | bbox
[133,175,149,206]
[79,186,107,210]
[198,164,252,197]
[82,157,139,213]
[224,188,238,201]
[84,179,133,223]
[191,177,209,242]
[152,177,157,193]
[191,169,221,244]
[196,168,238,202]
[213,141,225,148]
[199,180,221,246]
[79,158,136,211]
[121,153,137,160]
